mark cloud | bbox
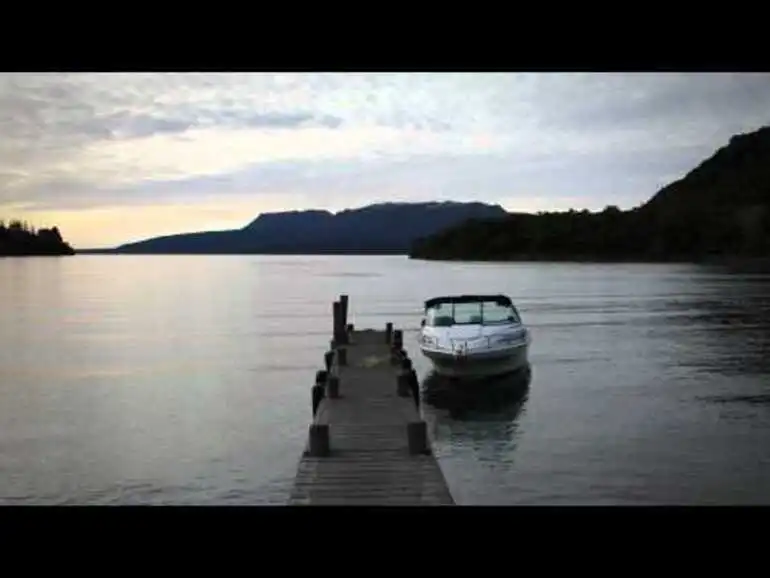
[1,72,770,246]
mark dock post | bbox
[397,357,412,396]
[390,330,404,365]
[311,383,325,417]
[339,294,349,330]
[324,350,334,371]
[393,329,403,350]
[328,375,340,398]
[332,300,345,345]
[397,370,411,397]
[408,369,420,408]
[308,424,330,457]
[385,322,393,344]
[407,421,429,455]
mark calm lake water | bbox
[1,255,769,505]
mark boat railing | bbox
[421,327,528,352]
[449,335,498,351]
[448,331,527,352]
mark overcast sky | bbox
[1,72,769,248]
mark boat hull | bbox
[420,343,529,380]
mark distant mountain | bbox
[100,201,508,254]
[0,219,75,257]
[409,126,770,263]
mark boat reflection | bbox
[421,364,531,416]
[420,366,531,449]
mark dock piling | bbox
[308,424,330,457]
[340,294,349,328]
[408,369,420,408]
[311,383,324,417]
[407,420,429,455]
[332,300,346,345]
[392,329,403,350]
[327,375,340,398]
[397,371,411,397]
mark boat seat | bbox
[469,315,483,324]
[433,316,454,327]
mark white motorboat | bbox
[418,294,531,379]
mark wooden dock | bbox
[287,295,455,506]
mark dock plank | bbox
[288,324,455,506]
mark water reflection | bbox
[4,255,770,505]
[420,367,531,453]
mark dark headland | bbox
[0,219,75,257]
[409,126,770,267]
[81,201,508,255]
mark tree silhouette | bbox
[0,217,75,256]
[410,126,770,264]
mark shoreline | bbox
[408,254,690,264]
[0,250,75,258]
[9,247,767,273]
[407,253,770,271]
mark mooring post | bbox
[385,322,393,344]
[308,424,330,457]
[391,345,406,366]
[328,375,340,398]
[397,370,411,397]
[339,294,349,330]
[397,357,412,396]
[311,383,325,417]
[393,329,403,351]
[407,421,429,455]
[332,297,348,345]
[332,300,343,345]
[324,350,334,372]
[390,330,404,365]
[408,368,420,408]
[315,369,328,386]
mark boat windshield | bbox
[425,300,520,327]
